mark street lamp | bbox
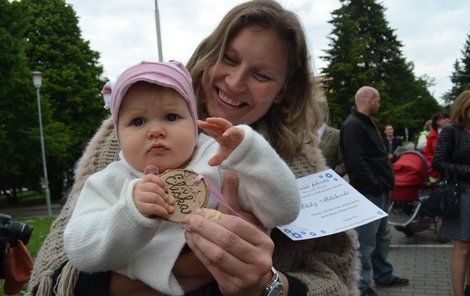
[154,0,163,62]
[31,71,52,216]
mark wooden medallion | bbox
[160,169,209,223]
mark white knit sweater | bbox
[63,124,300,295]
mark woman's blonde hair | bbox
[450,90,470,127]
[186,0,321,160]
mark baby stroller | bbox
[388,151,448,241]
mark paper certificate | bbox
[277,169,388,240]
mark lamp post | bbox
[31,71,52,216]
[154,0,163,62]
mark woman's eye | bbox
[131,118,145,126]
[165,114,179,121]
[253,71,272,82]
[223,54,237,65]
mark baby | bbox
[64,61,300,295]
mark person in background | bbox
[423,111,450,179]
[416,119,432,152]
[433,90,470,296]
[317,100,346,177]
[28,1,360,295]
[340,86,409,296]
[382,124,402,163]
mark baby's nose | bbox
[147,122,166,138]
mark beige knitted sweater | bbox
[27,117,359,296]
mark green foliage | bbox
[0,0,107,203]
[23,0,106,140]
[22,0,107,200]
[321,0,441,138]
[0,0,43,203]
[442,33,470,104]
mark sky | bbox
[65,0,470,102]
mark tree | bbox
[21,0,107,199]
[443,33,470,104]
[0,0,41,203]
[321,0,441,139]
[0,0,74,204]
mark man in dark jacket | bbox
[340,86,409,296]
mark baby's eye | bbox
[131,118,145,126]
[165,114,179,121]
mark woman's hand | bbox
[183,171,280,296]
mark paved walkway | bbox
[377,228,453,296]
[2,205,454,295]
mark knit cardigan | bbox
[27,117,360,296]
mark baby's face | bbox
[118,83,196,172]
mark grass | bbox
[1,216,55,296]
[0,191,49,208]
[17,216,56,259]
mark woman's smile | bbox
[217,89,244,107]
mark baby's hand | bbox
[197,117,244,166]
[133,173,175,219]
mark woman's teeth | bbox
[219,92,243,107]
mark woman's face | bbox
[437,117,449,128]
[201,25,288,125]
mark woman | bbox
[28,1,359,295]
[433,90,470,296]
[423,111,450,179]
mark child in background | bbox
[416,119,432,152]
[63,61,300,295]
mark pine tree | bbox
[321,0,441,138]
[21,0,107,199]
[443,33,470,104]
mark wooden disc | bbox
[160,169,209,223]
